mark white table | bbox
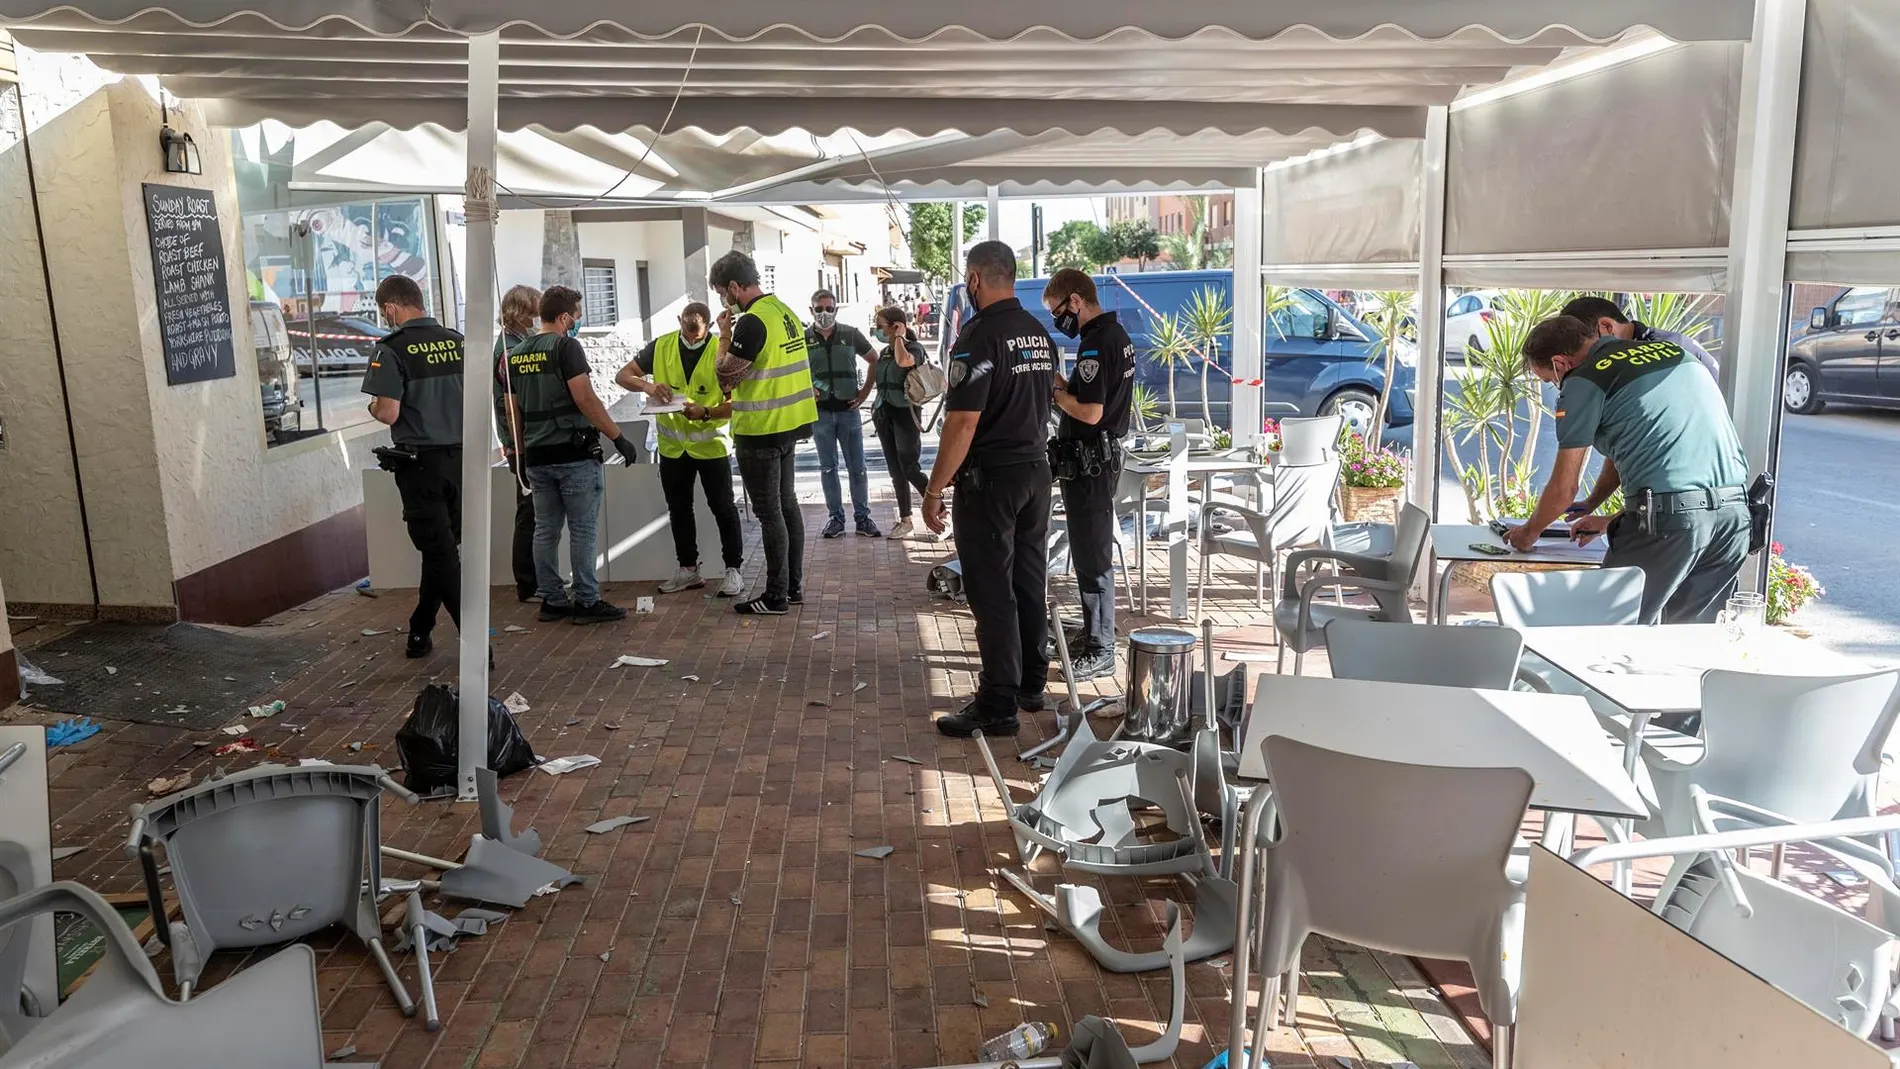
[1123,437,1273,619]
[1428,523,1605,624]
[1238,673,1646,819]
[1521,624,1875,716]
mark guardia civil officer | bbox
[710,250,819,615]
[805,288,881,538]
[926,242,1058,738]
[1508,315,1751,624]
[1560,295,1720,379]
[615,302,747,598]
[1043,269,1135,682]
[361,274,466,658]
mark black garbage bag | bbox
[395,683,537,792]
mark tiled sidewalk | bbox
[11,492,1488,1069]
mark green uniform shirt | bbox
[805,323,874,410]
[873,339,927,409]
[1555,336,1748,494]
[360,316,465,447]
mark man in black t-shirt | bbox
[925,241,1057,738]
[1044,269,1135,680]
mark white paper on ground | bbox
[503,692,531,714]
[539,755,602,775]
[636,597,655,614]
[611,655,668,668]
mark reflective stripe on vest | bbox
[506,332,590,451]
[652,331,731,460]
[729,293,818,437]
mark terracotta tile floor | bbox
[3,491,1627,1069]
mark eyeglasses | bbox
[811,305,837,314]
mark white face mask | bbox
[812,310,837,329]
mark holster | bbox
[1048,437,1120,481]
[373,445,419,473]
[1634,488,1656,537]
[1747,472,1775,553]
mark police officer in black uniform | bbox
[360,274,466,657]
[925,241,1057,738]
[1044,269,1135,682]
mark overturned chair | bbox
[0,882,327,1069]
[127,763,420,1015]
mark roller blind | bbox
[1260,136,1421,290]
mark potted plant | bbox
[1337,432,1407,523]
[1767,543,1825,625]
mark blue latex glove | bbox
[46,717,101,747]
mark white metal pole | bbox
[986,185,1000,242]
[1230,176,1264,447]
[1723,0,1806,525]
[953,201,965,271]
[455,30,502,802]
[1411,105,1449,520]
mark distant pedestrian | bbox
[870,306,931,539]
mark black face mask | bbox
[1053,309,1081,339]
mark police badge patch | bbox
[1077,358,1100,384]
[948,360,968,388]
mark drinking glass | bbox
[1719,591,1767,644]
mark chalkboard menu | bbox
[142,183,236,386]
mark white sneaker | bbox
[717,567,745,597]
[658,566,704,594]
[890,518,915,539]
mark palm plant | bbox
[1131,382,1162,431]
[1178,286,1233,431]
[1599,290,1718,342]
[1145,314,1193,419]
[1441,288,1575,521]
[1359,290,1415,435]
[1262,285,1298,340]
[1159,196,1209,271]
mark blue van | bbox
[937,269,1416,447]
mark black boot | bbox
[935,699,1020,738]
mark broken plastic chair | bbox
[1003,870,1236,973]
[379,766,578,907]
[126,763,419,1017]
[0,882,327,1069]
[0,741,45,1054]
[911,900,1188,1069]
[1022,589,1121,764]
[476,767,542,856]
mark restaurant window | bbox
[582,259,619,325]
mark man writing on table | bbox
[1507,315,1752,624]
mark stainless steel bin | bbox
[1123,627,1197,744]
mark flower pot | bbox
[1338,484,1404,524]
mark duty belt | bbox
[1646,486,1746,514]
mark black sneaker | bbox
[570,600,629,625]
[821,518,846,539]
[855,517,882,537]
[516,587,538,604]
[405,632,431,659]
[734,596,789,616]
[1041,629,1087,660]
[1065,650,1117,682]
[786,588,804,605]
[936,700,1021,738]
[538,601,572,622]
[1017,692,1047,713]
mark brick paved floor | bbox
[3,486,1576,1069]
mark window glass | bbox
[1836,286,1886,327]
[1267,289,1328,340]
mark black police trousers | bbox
[394,446,464,636]
[659,453,745,571]
[953,458,1053,714]
[1061,467,1119,656]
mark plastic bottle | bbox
[978,1022,1059,1062]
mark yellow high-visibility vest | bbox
[651,331,731,460]
[729,293,818,437]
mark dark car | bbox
[1785,285,1900,414]
[938,270,1416,448]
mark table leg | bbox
[1538,811,1577,855]
[1138,482,1149,615]
[1228,791,1272,1068]
[1431,561,1456,625]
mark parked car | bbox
[250,301,302,443]
[1444,290,1502,358]
[1784,285,1900,414]
[287,312,386,374]
[938,269,1417,448]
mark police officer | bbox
[805,289,881,538]
[1560,295,1720,379]
[360,274,466,658]
[710,250,819,615]
[1043,269,1135,682]
[926,241,1057,738]
[502,285,637,624]
[1509,315,1751,624]
[615,302,746,599]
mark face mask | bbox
[813,310,836,330]
[1053,309,1081,339]
[564,319,581,339]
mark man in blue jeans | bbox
[803,289,881,538]
[500,285,639,624]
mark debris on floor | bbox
[636,597,654,614]
[210,738,259,757]
[349,741,365,752]
[503,625,530,633]
[538,755,601,776]
[330,1046,358,1060]
[584,815,648,834]
[220,724,248,736]
[811,631,831,641]
[681,674,701,683]
[361,629,393,637]
[971,988,989,1008]
[18,654,64,687]
[889,754,923,765]
[51,846,86,861]
[610,655,668,668]
[247,700,286,718]
[853,681,868,692]
[502,692,531,715]
[147,774,191,795]
[103,666,118,676]
[854,846,895,860]
[45,718,100,747]
[354,579,377,598]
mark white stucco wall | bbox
[18,49,379,600]
[0,80,93,606]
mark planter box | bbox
[1338,484,1403,524]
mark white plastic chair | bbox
[1643,669,1900,907]
[1276,414,1342,467]
[1195,456,1341,618]
[1491,566,1645,701]
[1272,503,1431,675]
[1324,619,1524,689]
[1248,737,1530,1069]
